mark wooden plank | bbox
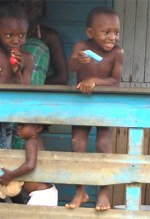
[128,128,144,155]
[145,129,150,205]
[141,129,149,205]
[1,84,150,94]
[126,128,144,210]
[126,184,141,211]
[144,0,150,82]
[112,128,128,206]
[121,0,136,82]
[1,150,150,185]
[0,88,150,127]
[110,128,117,207]
[132,0,148,82]
[1,204,150,219]
[113,0,125,46]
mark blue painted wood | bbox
[0,89,150,128]
[126,128,144,210]
[128,128,144,155]
[0,85,149,211]
[42,0,113,57]
[126,184,141,211]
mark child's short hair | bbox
[0,1,28,24]
[86,6,119,28]
[19,123,48,133]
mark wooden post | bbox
[126,128,144,210]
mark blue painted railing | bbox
[0,84,150,218]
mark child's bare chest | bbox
[78,55,114,80]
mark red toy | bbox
[9,57,17,65]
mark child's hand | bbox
[10,49,24,74]
[77,51,91,64]
[77,79,96,94]
[0,168,13,186]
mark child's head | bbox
[16,123,44,139]
[86,6,120,52]
[18,0,46,29]
[0,2,28,51]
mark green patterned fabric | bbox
[12,38,49,149]
[23,38,50,85]
[12,123,25,149]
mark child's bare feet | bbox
[95,186,110,211]
[65,189,89,209]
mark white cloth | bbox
[27,185,58,206]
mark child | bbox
[0,123,58,206]
[66,7,124,211]
[12,0,68,150]
[0,2,33,85]
[0,2,33,149]
[18,0,68,85]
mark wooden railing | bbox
[0,85,150,219]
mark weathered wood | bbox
[132,0,148,83]
[141,129,149,204]
[0,86,150,128]
[1,84,150,94]
[145,0,150,82]
[0,85,149,214]
[115,0,150,85]
[113,0,125,46]
[1,150,150,185]
[121,0,136,82]
[112,128,128,206]
[126,128,144,210]
[1,204,150,219]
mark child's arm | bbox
[21,52,33,84]
[77,48,124,93]
[68,41,90,71]
[0,139,38,186]
[10,49,33,84]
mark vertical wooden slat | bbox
[121,0,136,82]
[112,128,128,207]
[126,185,141,210]
[113,0,125,46]
[144,0,150,82]
[110,128,117,206]
[132,0,148,82]
[141,129,150,205]
[126,128,144,210]
[145,129,150,205]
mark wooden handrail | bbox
[0,150,150,185]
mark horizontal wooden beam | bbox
[1,150,150,185]
[1,204,150,219]
[0,87,150,127]
[0,84,150,94]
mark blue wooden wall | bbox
[42,0,113,57]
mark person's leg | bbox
[65,125,90,209]
[95,127,112,211]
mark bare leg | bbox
[95,127,112,211]
[65,126,90,209]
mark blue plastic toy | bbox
[0,168,4,176]
[83,50,103,62]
